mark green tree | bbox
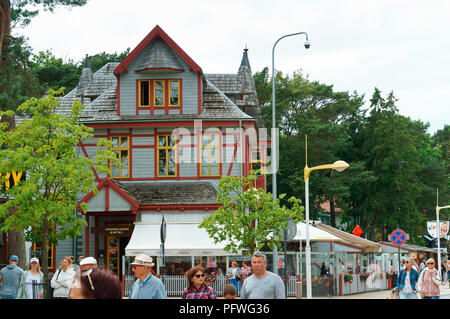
[0,35,39,112]
[199,170,304,255]
[31,50,80,94]
[254,68,365,228]
[346,88,446,241]
[31,48,131,93]
[0,89,116,297]
[88,49,130,73]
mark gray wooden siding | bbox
[119,39,200,116]
[110,128,130,134]
[87,187,106,212]
[132,148,154,178]
[81,125,245,179]
[55,238,74,267]
[89,216,96,257]
[133,127,155,135]
[109,188,133,211]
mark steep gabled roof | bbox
[114,25,202,75]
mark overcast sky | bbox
[18,0,449,134]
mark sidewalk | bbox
[307,283,450,299]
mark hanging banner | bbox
[427,221,449,238]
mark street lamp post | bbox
[271,31,310,279]
[303,135,349,299]
[436,189,450,275]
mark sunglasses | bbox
[82,269,95,293]
[427,262,435,265]
[194,273,206,278]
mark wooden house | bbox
[1,25,268,276]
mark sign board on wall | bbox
[105,224,132,236]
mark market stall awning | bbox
[312,221,382,252]
[125,222,239,257]
[292,222,344,242]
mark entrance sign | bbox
[105,223,132,236]
[390,229,407,246]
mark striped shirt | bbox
[240,266,252,281]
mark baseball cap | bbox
[30,257,40,264]
[10,255,18,262]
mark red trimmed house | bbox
[3,25,267,275]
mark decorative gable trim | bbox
[114,25,202,75]
[77,178,139,214]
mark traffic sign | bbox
[390,229,407,246]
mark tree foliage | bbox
[199,170,304,255]
[0,89,116,296]
[254,69,449,244]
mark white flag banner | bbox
[427,221,449,238]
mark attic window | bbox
[138,79,181,108]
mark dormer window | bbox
[138,79,181,108]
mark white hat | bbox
[30,257,40,264]
[130,254,155,267]
[79,256,97,266]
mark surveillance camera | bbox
[304,40,311,49]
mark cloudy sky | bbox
[18,0,449,134]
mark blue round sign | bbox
[391,229,407,246]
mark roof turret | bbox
[76,54,93,97]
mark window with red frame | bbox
[138,79,181,107]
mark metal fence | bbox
[123,272,391,298]
[123,275,299,297]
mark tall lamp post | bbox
[436,189,450,275]
[271,31,310,277]
[304,135,349,299]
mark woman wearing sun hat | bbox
[18,257,44,299]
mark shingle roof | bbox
[204,74,243,94]
[16,47,263,127]
[136,38,185,72]
[113,180,218,205]
[83,63,119,98]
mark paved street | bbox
[309,284,450,299]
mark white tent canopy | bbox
[312,221,381,252]
[125,222,238,257]
[292,222,343,242]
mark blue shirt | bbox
[129,273,167,299]
[397,268,419,292]
[0,265,24,296]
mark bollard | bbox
[296,281,302,299]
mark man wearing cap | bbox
[0,255,24,299]
[129,254,167,299]
[79,256,97,273]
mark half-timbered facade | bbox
[2,26,268,276]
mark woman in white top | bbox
[51,256,75,299]
[18,257,44,299]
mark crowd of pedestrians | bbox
[0,251,286,299]
[2,252,446,300]
[396,258,443,299]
